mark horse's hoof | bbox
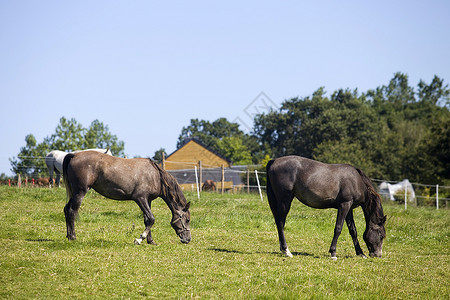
[147,239,157,245]
[283,249,293,258]
[134,238,142,245]
[359,254,367,259]
[331,256,337,261]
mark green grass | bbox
[0,186,448,299]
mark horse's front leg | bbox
[345,209,366,258]
[134,198,156,245]
[329,201,352,260]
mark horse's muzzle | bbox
[369,251,382,258]
[180,235,191,244]
[179,232,191,244]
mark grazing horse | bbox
[202,180,216,191]
[45,149,112,187]
[266,156,386,259]
[63,151,191,244]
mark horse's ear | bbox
[380,215,387,225]
[184,202,191,211]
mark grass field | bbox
[0,186,448,299]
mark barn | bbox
[164,137,231,170]
[164,138,242,191]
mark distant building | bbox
[164,137,231,170]
[164,138,241,191]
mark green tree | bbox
[417,75,450,106]
[177,118,255,164]
[152,148,167,162]
[48,117,85,151]
[10,117,125,176]
[177,118,243,148]
[84,120,125,156]
[10,134,48,177]
[255,73,450,183]
[215,136,252,165]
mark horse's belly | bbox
[297,196,337,209]
[93,184,131,200]
[295,186,338,209]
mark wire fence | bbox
[3,155,449,209]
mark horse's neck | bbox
[160,184,185,213]
[363,201,383,226]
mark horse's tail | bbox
[63,153,75,202]
[266,159,276,204]
[355,168,385,222]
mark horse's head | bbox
[171,202,191,244]
[363,215,386,257]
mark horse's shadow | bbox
[209,248,249,255]
[25,238,54,242]
[286,251,316,257]
[209,247,317,257]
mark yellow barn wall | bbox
[165,140,230,170]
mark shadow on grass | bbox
[289,251,316,257]
[25,238,55,242]
[209,247,318,258]
[209,247,249,254]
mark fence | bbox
[372,179,450,210]
[4,155,449,209]
[164,163,266,201]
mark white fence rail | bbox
[5,156,449,209]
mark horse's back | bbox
[268,156,365,209]
[66,151,159,200]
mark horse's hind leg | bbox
[48,169,54,188]
[55,169,61,188]
[64,191,86,240]
[268,190,294,257]
[345,210,366,258]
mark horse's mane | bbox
[147,159,187,207]
[356,168,386,225]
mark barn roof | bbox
[164,137,232,170]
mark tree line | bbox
[8,73,450,186]
[8,118,125,178]
[176,73,449,185]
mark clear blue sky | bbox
[1,1,449,176]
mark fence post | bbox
[162,152,165,170]
[198,160,202,192]
[18,174,21,188]
[194,166,200,200]
[221,164,225,195]
[247,168,250,193]
[436,184,439,210]
[404,185,407,210]
[255,170,263,201]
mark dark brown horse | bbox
[63,151,191,244]
[202,180,216,191]
[266,156,386,259]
